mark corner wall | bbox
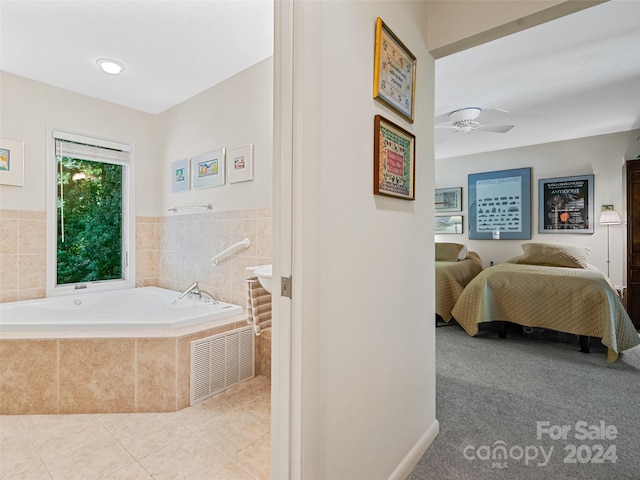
[288,2,437,478]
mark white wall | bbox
[288,2,437,478]
[0,59,273,217]
[0,72,159,215]
[159,57,273,214]
[435,129,640,287]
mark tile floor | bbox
[0,376,271,480]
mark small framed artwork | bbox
[373,17,416,124]
[192,148,225,189]
[435,187,462,212]
[171,158,190,193]
[468,167,531,240]
[0,138,24,186]
[435,215,463,234]
[227,144,254,184]
[373,115,415,200]
[538,174,594,234]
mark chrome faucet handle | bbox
[178,281,199,299]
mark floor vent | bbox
[190,326,255,405]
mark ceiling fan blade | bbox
[435,125,458,130]
[435,128,458,143]
[476,124,515,133]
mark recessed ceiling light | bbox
[96,58,126,75]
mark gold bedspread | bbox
[435,252,483,321]
[451,262,640,362]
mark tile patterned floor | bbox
[0,376,271,480]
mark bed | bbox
[435,243,484,322]
[450,243,640,362]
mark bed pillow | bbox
[511,243,590,268]
[436,242,465,262]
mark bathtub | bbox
[0,286,243,331]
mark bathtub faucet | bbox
[177,281,219,304]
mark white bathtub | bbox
[0,286,244,331]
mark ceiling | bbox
[1,1,639,158]
[434,0,640,159]
[0,0,274,114]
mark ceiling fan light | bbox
[96,58,126,75]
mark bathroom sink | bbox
[247,264,273,293]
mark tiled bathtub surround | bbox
[0,318,252,415]
[0,209,46,302]
[138,208,272,308]
[0,207,272,305]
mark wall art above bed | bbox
[468,167,531,240]
[435,187,462,212]
[538,174,594,234]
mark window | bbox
[47,130,135,295]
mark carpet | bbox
[409,321,640,479]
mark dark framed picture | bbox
[372,17,416,123]
[435,215,463,234]
[373,115,415,200]
[435,187,462,212]
[468,167,531,240]
[538,174,594,234]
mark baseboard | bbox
[388,419,440,480]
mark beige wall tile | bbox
[0,340,58,415]
[136,222,157,251]
[0,209,20,219]
[136,338,177,412]
[18,254,46,290]
[0,218,19,254]
[59,339,136,413]
[0,254,18,291]
[136,250,156,280]
[17,288,46,301]
[18,219,46,254]
[19,210,46,220]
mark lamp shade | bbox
[599,210,622,225]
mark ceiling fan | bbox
[435,107,515,142]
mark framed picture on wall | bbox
[192,148,225,188]
[373,114,415,200]
[435,187,462,212]
[227,144,254,184]
[468,167,531,240]
[0,138,24,186]
[372,17,416,123]
[435,215,463,234]
[538,174,594,234]
[170,158,190,193]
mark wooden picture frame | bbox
[538,174,594,234]
[373,115,415,200]
[373,17,416,124]
[435,187,462,212]
[468,167,531,240]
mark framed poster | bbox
[435,187,462,212]
[170,158,190,193]
[0,138,24,186]
[192,148,225,188]
[373,17,416,123]
[227,144,254,184]
[468,167,531,240]
[373,115,415,200]
[538,174,594,233]
[435,215,463,234]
